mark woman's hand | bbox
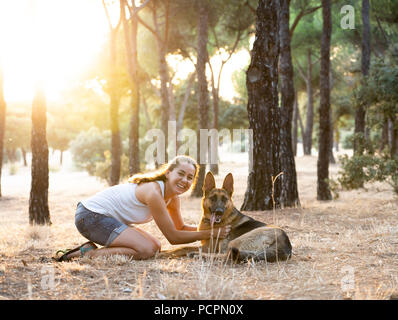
[210,225,231,239]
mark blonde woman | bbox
[55,156,230,261]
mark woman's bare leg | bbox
[85,226,161,260]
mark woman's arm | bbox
[142,185,229,244]
[167,196,197,231]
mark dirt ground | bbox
[0,152,397,300]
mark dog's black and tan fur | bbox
[160,172,292,263]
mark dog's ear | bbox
[222,173,234,197]
[203,171,216,195]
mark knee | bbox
[138,242,161,259]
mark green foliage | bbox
[69,126,150,183]
[69,127,111,175]
[219,103,249,130]
[4,113,30,151]
[94,151,130,184]
[337,153,398,193]
[232,67,248,105]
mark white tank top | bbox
[81,180,168,225]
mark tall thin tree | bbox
[279,0,300,208]
[29,82,51,225]
[317,0,332,201]
[103,0,123,186]
[241,0,281,211]
[122,0,151,175]
[191,0,210,198]
[354,0,371,155]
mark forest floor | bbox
[0,151,397,300]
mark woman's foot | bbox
[55,241,97,262]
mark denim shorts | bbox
[75,202,128,247]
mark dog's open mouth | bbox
[210,213,222,227]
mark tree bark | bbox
[329,107,336,164]
[297,102,306,155]
[103,0,123,186]
[354,0,371,155]
[122,0,140,175]
[380,115,388,152]
[21,148,28,166]
[0,63,6,198]
[279,0,300,208]
[191,0,209,198]
[391,115,398,157]
[303,48,314,155]
[292,91,298,156]
[241,0,281,211]
[209,64,219,175]
[317,0,332,201]
[29,84,51,225]
[152,4,171,163]
[109,28,122,186]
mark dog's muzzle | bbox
[210,208,224,226]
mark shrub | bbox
[337,153,398,194]
[69,127,111,175]
[94,151,130,184]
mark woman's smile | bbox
[166,162,196,196]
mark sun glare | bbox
[0,0,248,105]
[0,0,110,103]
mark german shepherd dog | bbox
[160,172,292,263]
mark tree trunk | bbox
[191,0,209,198]
[317,0,332,201]
[297,102,306,155]
[122,2,140,175]
[391,115,398,157]
[380,115,388,152]
[152,5,171,164]
[335,127,340,151]
[177,72,195,134]
[279,0,300,208]
[110,95,122,186]
[292,91,298,156]
[303,48,314,155]
[354,0,371,155]
[142,97,152,130]
[29,84,51,225]
[0,63,6,198]
[329,108,336,164]
[109,28,122,186]
[209,67,219,175]
[241,0,281,211]
[21,148,28,166]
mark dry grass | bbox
[0,154,397,300]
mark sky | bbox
[0,0,249,104]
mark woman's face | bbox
[165,162,196,195]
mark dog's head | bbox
[202,172,234,227]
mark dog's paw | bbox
[187,251,200,258]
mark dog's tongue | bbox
[210,213,216,228]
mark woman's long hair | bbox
[128,155,200,190]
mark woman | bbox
[55,155,230,261]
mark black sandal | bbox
[53,241,97,262]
